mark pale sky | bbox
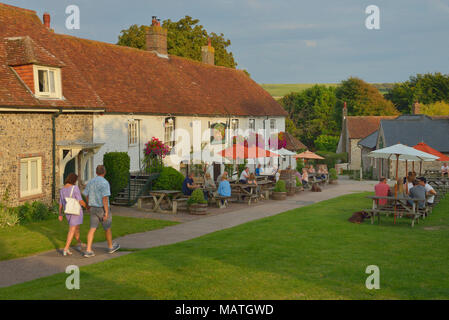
[5,0,449,83]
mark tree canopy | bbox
[117,16,237,69]
[335,77,399,118]
[385,73,449,113]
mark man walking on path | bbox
[82,165,120,257]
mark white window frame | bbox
[164,117,175,147]
[231,119,239,135]
[128,120,138,146]
[20,157,42,198]
[33,65,62,99]
[270,119,276,130]
[249,119,256,131]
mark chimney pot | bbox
[146,16,167,56]
[201,38,215,65]
[43,12,51,29]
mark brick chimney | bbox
[201,38,215,65]
[43,12,51,29]
[412,101,421,115]
[146,16,167,56]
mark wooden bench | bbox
[214,195,231,208]
[137,195,153,209]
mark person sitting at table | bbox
[239,167,250,184]
[301,168,309,188]
[308,165,315,174]
[247,173,262,197]
[182,173,208,201]
[317,165,326,180]
[216,171,228,184]
[204,172,216,200]
[392,179,406,197]
[272,166,280,182]
[204,172,216,189]
[407,179,426,209]
[217,175,231,207]
[441,163,449,178]
[420,177,437,207]
[374,177,390,207]
[404,172,415,194]
[255,164,263,176]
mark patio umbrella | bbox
[413,142,449,174]
[274,148,296,168]
[368,143,439,179]
[293,150,324,160]
[368,143,439,224]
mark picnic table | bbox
[231,183,260,205]
[366,195,427,227]
[138,190,185,213]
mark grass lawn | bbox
[1,192,449,299]
[0,215,177,261]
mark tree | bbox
[385,73,449,113]
[420,101,449,116]
[335,77,399,119]
[117,16,237,68]
[281,85,339,149]
[314,135,339,152]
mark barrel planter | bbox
[280,169,296,196]
[189,203,208,215]
[272,191,287,200]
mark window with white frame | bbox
[270,119,276,130]
[20,157,42,197]
[249,119,256,131]
[231,119,239,134]
[128,120,138,146]
[164,117,175,147]
[33,65,62,99]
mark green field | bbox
[0,215,177,261]
[260,83,393,98]
[1,192,449,300]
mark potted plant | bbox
[187,189,208,215]
[295,176,303,193]
[272,180,287,200]
[329,168,338,184]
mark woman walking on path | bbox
[59,173,88,256]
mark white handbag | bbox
[65,186,81,216]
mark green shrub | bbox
[273,180,287,193]
[296,176,302,187]
[16,201,56,225]
[329,168,338,180]
[0,205,20,228]
[187,189,207,205]
[104,152,130,200]
[153,167,185,191]
[296,158,305,172]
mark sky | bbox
[4,0,449,84]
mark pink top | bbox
[374,183,390,206]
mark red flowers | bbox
[144,137,171,158]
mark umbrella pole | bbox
[420,161,422,175]
[412,161,415,173]
[394,154,399,224]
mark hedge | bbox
[152,167,185,191]
[104,152,130,201]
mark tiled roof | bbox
[284,132,307,151]
[0,3,286,117]
[346,116,396,139]
[5,36,64,67]
[380,115,449,152]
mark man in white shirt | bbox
[239,167,250,184]
[441,163,449,177]
[419,177,437,205]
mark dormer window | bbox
[33,65,62,99]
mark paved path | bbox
[0,179,375,288]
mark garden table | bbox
[231,184,260,205]
[366,195,427,227]
[149,190,183,213]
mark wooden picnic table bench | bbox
[137,190,184,213]
[366,195,428,227]
[231,183,260,205]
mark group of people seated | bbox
[441,163,448,177]
[296,165,328,188]
[374,172,437,209]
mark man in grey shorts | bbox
[82,165,120,257]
